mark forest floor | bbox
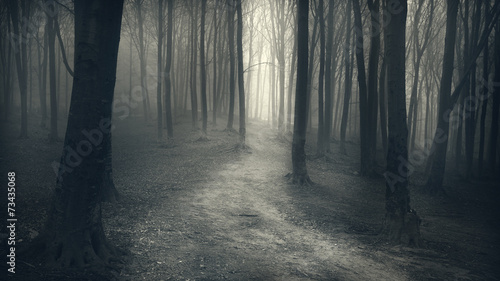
[1,113,500,280]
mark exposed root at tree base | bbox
[233,143,252,153]
[20,232,128,275]
[285,172,314,186]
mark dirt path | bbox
[2,115,499,280]
[111,121,408,280]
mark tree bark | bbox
[200,0,208,136]
[340,0,352,154]
[236,0,246,145]
[316,0,326,156]
[164,0,174,138]
[425,0,459,194]
[226,0,236,130]
[28,0,125,268]
[352,0,369,175]
[291,0,311,185]
[382,0,420,246]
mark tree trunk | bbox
[47,2,58,142]
[157,0,164,140]
[200,0,208,136]
[28,0,125,268]
[489,23,500,174]
[316,0,326,156]
[287,15,298,132]
[136,0,149,122]
[425,0,459,194]
[340,0,352,154]
[367,0,380,172]
[352,0,369,175]
[291,0,312,185]
[8,0,29,138]
[382,0,420,246]
[212,0,219,126]
[477,4,489,175]
[236,0,246,145]
[226,1,236,130]
[164,0,174,138]
[323,0,334,152]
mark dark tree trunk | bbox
[291,0,311,185]
[157,0,164,140]
[323,0,334,152]
[379,56,388,157]
[136,0,149,122]
[367,0,380,172]
[28,0,125,268]
[164,0,174,138]
[236,0,246,145]
[477,3,489,175]
[382,0,420,246]
[46,2,58,142]
[200,0,208,136]
[190,1,199,129]
[212,0,219,126]
[490,23,500,174]
[352,0,369,175]
[464,0,481,180]
[340,0,352,154]
[316,0,326,156]
[8,0,29,138]
[226,1,236,130]
[425,0,459,194]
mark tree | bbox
[157,0,164,140]
[352,0,370,175]
[7,0,29,138]
[226,0,236,131]
[28,0,125,268]
[339,0,352,154]
[164,0,174,138]
[290,0,312,185]
[382,0,420,246]
[316,0,326,156]
[134,0,150,122]
[45,0,58,142]
[366,0,380,172]
[323,0,334,152]
[200,0,208,136]
[490,22,500,174]
[236,0,246,145]
[425,0,459,194]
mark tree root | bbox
[285,173,314,187]
[21,230,128,273]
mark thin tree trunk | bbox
[236,0,246,145]
[425,0,459,194]
[316,0,326,156]
[157,0,164,140]
[200,0,208,136]
[226,1,236,130]
[323,0,334,152]
[352,0,369,175]
[340,0,352,154]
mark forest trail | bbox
[2,115,499,280]
[109,118,410,280]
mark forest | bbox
[0,0,499,280]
